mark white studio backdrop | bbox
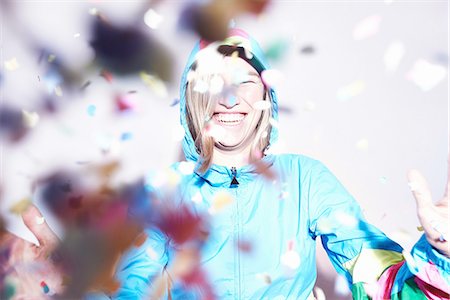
[1,1,448,298]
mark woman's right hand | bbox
[1,205,64,299]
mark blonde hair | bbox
[185,68,272,174]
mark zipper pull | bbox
[230,167,239,188]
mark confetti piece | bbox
[302,101,315,112]
[402,250,418,272]
[417,226,424,231]
[191,191,203,204]
[47,54,56,63]
[116,95,135,112]
[178,161,196,175]
[209,191,234,214]
[74,33,81,38]
[146,246,159,260]
[300,45,315,55]
[406,59,447,91]
[379,176,388,184]
[237,239,252,253]
[35,216,45,225]
[314,286,326,300]
[89,7,98,15]
[140,72,168,98]
[144,9,164,29]
[252,100,271,110]
[203,121,226,141]
[170,98,180,107]
[194,80,209,94]
[334,275,350,296]
[100,69,113,83]
[353,15,382,40]
[356,138,369,150]
[256,273,272,285]
[9,198,32,215]
[4,58,19,71]
[87,104,96,116]
[120,132,133,141]
[264,38,289,62]
[40,281,50,294]
[384,41,405,72]
[80,80,91,90]
[22,110,39,128]
[334,211,358,228]
[337,80,366,101]
[261,69,283,88]
[280,249,300,270]
[407,181,420,192]
[54,85,63,97]
[209,76,224,94]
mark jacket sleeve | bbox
[111,228,170,299]
[305,159,450,299]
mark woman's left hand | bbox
[408,155,449,258]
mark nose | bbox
[218,89,240,109]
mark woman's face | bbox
[211,56,265,151]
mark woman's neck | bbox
[212,145,253,168]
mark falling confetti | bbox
[209,191,234,214]
[140,72,168,98]
[116,95,136,112]
[170,98,180,107]
[87,104,96,116]
[9,198,32,215]
[302,101,316,112]
[193,80,209,94]
[261,69,283,88]
[384,41,405,72]
[22,110,40,128]
[35,216,45,225]
[355,138,369,150]
[256,273,272,285]
[40,281,50,294]
[264,38,289,62]
[4,57,19,71]
[300,45,315,55]
[203,121,226,141]
[74,33,81,38]
[337,80,366,101]
[379,176,388,184]
[178,161,196,175]
[352,15,382,40]
[120,132,133,141]
[54,86,63,97]
[280,248,301,270]
[406,59,447,91]
[47,54,56,63]
[191,191,203,204]
[209,76,224,94]
[144,9,164,29]
[100,69,113,83]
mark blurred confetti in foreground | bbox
[355,138,369,151]
[384,41,405,72]
[352,15,382,40]
[336,80,366,101]
[406,59,447,91]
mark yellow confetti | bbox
[209,191,234,214]
[4,58,19,71]
[140,72,168,98]
[356,138,369,150]
[9,198,32,215]
[337,80,366,101]
[417,226,424,231]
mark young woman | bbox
[113,29,450,299]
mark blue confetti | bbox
[87,104,96,116]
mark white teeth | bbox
[215,113,245,123]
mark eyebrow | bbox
[247,71,259,77]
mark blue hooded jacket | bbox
[111,30,450,300]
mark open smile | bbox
[213,113,247,126]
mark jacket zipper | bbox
[230,167,241,299]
